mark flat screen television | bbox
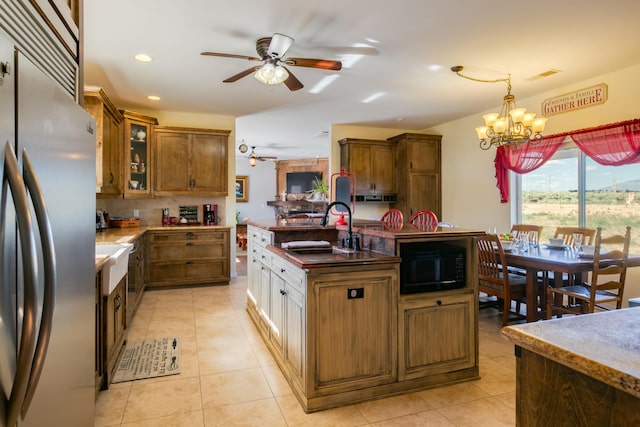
[286,171,322,194]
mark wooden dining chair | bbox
[477,234,527,326]
[553,226,596,246]
[409,210,438,231]
[546,226,631,318]
[380,209,404,228]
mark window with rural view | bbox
[519,144,640,253]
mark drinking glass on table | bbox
[529,230,539,248]
[573,233,583,253]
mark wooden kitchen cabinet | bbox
[84,87,123,196]
[307,269,397,396]
[126,235,146,322]
[104,276,126,388]
[398,292,475,380]
[390,133,442,219]
[121,110,158,199]
[153,126,230,196]
[146,228,230,287]
[338,138,396,195]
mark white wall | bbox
[235,159,277,221]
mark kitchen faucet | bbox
[321,201,354,249]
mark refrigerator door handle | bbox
[3,142,39,427]
[20,148,57,418]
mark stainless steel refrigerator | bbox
[1,29,96,426]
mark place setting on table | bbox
[496,231,603,322]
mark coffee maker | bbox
[203,204,217,225]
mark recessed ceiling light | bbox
[134,54,152,62]
[427,64,442,71]
[147,95,160,101]
[396,118,405,121]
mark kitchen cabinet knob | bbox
[437,300,442,306]
[186,242,194,247]
[186,261,193,265]
[280,268,286,273]
[186,232,195,237]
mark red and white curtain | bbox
[494,118,640,202]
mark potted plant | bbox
[307,177,329,201]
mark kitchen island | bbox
[246,220,483,412]
[501,308,640,426]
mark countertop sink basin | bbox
[96,243,132,295]
[289,247,335,255]
[289,246,356,255]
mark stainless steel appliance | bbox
[1,29,96,427]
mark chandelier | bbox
[451,66,548,150]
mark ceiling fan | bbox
[240,144,277,166]
[201,33,342,91]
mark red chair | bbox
[380,209,403,229]
[409,210,438,231]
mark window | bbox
[518,142,640,253]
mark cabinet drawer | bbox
[148,260,227,282]
[149,230,227,243]
[251,245,271,265]
[149,241,225,261]
[271,256,305,294]
[248,226,273,247]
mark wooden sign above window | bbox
[541,83,608,116]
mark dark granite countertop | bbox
[501,308,640,399]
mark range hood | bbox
[355,193,397,202]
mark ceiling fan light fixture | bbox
[249,157,257,167]
[254,63,289,85]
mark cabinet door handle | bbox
[186,261,193,265]
[280,268,286,273]
[186,242,194,247]
[437,300,442,306]
[280,289,287,295]
[186,232,195,237]
[109,172,115,184]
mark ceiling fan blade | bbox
[281,67,304,91]
[201,52,262,61]
[268,33,294,57]
[285,57,342,70]
[223,66,262,83]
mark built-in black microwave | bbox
[399,242,466,294]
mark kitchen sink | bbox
[96,243,132,295]
[289,246,355,255]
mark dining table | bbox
[503,243,640,322]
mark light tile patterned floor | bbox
[95,277,518,426]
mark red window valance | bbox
[495,118,640,202]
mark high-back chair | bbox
[553,226,596,246]
[409,210,438,231]
[477,234,527,326]
[546,226,631,318]
[510,224,543,245]
[380,209,403,229]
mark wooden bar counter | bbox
[502,308,640,426]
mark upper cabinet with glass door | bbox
[121,110,158,198]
